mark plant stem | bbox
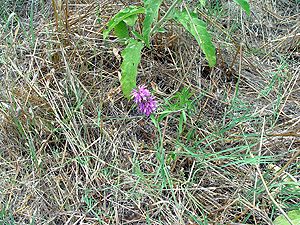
[149,0,181,36]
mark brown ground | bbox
[0,0,299,224]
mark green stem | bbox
[149,0,181,36]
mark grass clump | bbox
[0,0,299,224]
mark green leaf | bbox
[182,111,187,122]
[120,39,144,98]
[232,0,250,17]
[103,6,145,40]
[163,97,171,107]
[132,30,145,42]
[171,152,176,161]
[156,28,165,33]
[199,0,206,6]
[114,21,129,41]
[174,9,216,67]
[150,114,159,128]
[123,14,138,26]
[142,0,164,48]
[273,210,300,225]
[179,113,184,134]
[143,0,150,8]
[158,113,169,123]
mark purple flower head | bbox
[130,85,158,116]
[130,85,150,104]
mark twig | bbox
[251,117,294,225]
[268,147,300,186]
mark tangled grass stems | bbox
[0,0,299,224]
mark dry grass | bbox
[0,0,299,224]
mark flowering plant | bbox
[130,85,158,116]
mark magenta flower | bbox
[130,85,158,116]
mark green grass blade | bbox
[30,0,35,45]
